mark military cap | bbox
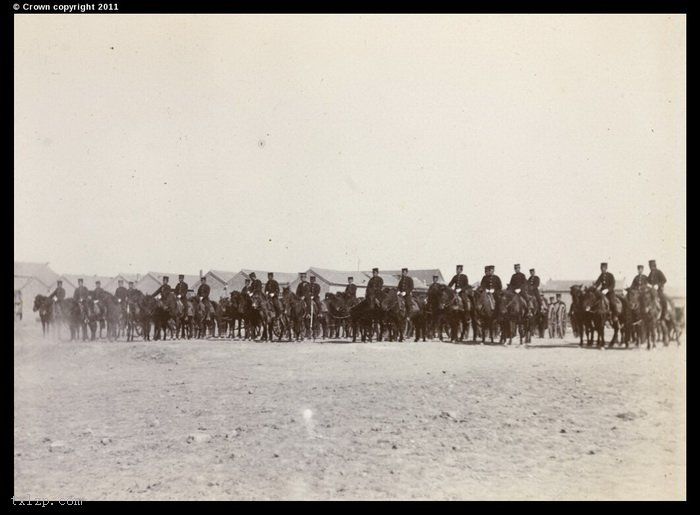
[556,293,562,298]
[637,265,644,269]
[529,268,535,273]
[401,268,408,273]
[649,260,656,266]
[178,274,184,279]
[433,275,439,279]
[118,279,124,283]
[78,278,84,283]
[600,263,607,267]
[163,276,169,281]
[456,264,463,269]
[348,276,353,280]
[249,272,256,278]
[299,272,306,277]
[514,264,520,268]
[201,276,207,281]
[487,265,495,270]
[128,281,134,285]
[268,272,274,277]
[372,268,379,273]
[310,276,316,281]
[57,280,63,285]
[96,281,101,285]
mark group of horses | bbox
[569,284,683,349]
[31,284,576,346]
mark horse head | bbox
[380,288,399,312]
[33,294,47,312]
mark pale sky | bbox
[14,14,686,289]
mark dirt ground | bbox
[13,323,686,501]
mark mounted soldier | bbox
[527,268,542,307]
[447,264,470,308]
[648,259,668,318]
[114,279,128,304]
[73,278,89,304]
[197,276,212,314]
[265,272,281,317]
[345,277,357,298]
[366,268,383,308]
[296,272,311,311]
[93,280,105,302]
[249,272,263,295]
[126,281,140,302]
[174,274,189,304]
[397,268,415,315]
[153,276,172,299]
[48,280,66,303]
[593,262,618,316]
[508,264,530,306]
[630,265,649,290]
[310,276,322,315]
[241,278,252,297]
[480,265,503,311]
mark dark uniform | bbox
[366,273,383,308]
[93,285,105,301]
[310,280,322,314]
[448,273,470,291]
[594,270,617,313]
[250,278,263,294]
[345,281,357,298]
[126,285,140,303]
[174,280,189,302]
[527,273,541,306]
[480,274,503,292]
[265,277,281,316]
[153,282,172,299]
[397,274,414,314]
[197,282,212,312]
[509,272,527,291]
[630,273,649,290]
[648,269,667,293]
[241,282,251,296]
[73,284,89,303]
[48,285,66,302]
[296,278,311,299]
[114,285,128,303]
[648,264,668,317]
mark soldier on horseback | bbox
[296,272,311,308]
[93,280,105,302]
[397,268,415,315]
[345,277,357,299]
[508,264,530,306]
[48,280,66,302]
[249,272,263,295]
[126,281,139,302]
[648,259,668,318]
[73,278,89,304]
[197,276,212,314]
[447,264,470,308]
[366,268,383,308]
[114,279,128,303]
[153,276,172,299]
[174,274,189,304]
[265,272,282,316]
[241,278,251,296]
[310,276,322,315]
[630,265,649,290]
[480,265,502,311]
[593,262,619,316]
[527,268,542,308]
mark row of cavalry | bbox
[31,283,682,349]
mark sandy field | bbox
[13,323,685,501]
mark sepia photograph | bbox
[13,9,686,501]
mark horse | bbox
[99,292,122,342]
[570,285,594,346]
[498,290,531,345]
[533,296,549,338]
[281,290,306,341]
[139,294,156,341]
[349,295,384,343]
[624,288,644,347]
[215,298,232,338]
[153,292,178,340]
[228,292,247,339]
[581,287,622,348]
[82,297,106,341]
[638,285,667,349]
[249,292,275,341]
[324,292,358,340]
[177,298,194,339]
[474,288,499,344]
[125,292,144,342]
[380,287,411,342]
[33,295,53,337]
[431,285,470,342]
[60,299,83,341]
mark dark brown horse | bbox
[498,290,530,345]
[570,285,593,346]
[32,295,53,337]
[474,288,499,344]
[282,290,306,341]
[581,287,622,347]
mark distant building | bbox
[227,270,299,294]
[14,262,59,318]
[541,278,627,307]
[136,271,200,295]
